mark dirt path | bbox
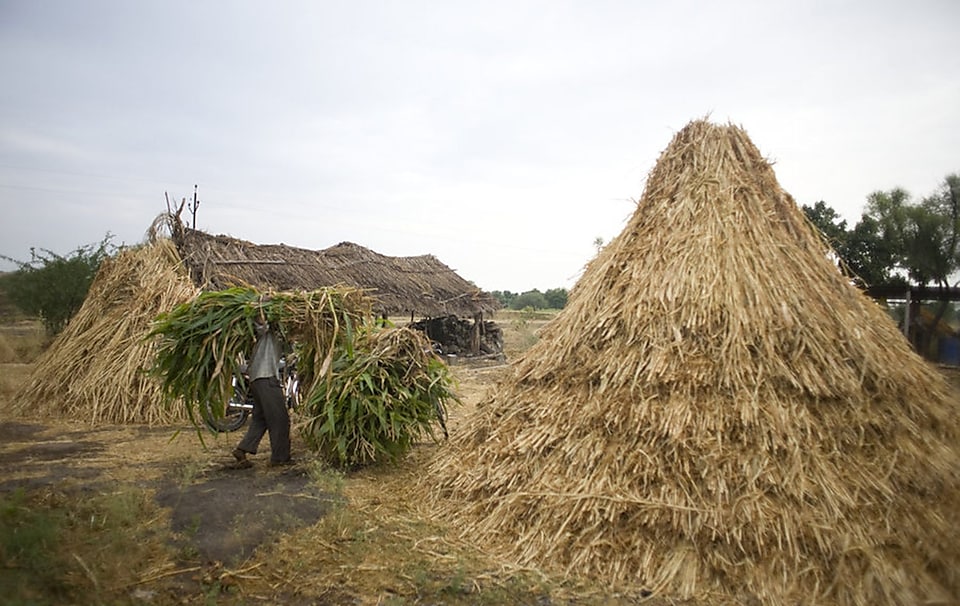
[0,416,335,574]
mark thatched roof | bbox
[427,120,960,604]
[171,220,498,318]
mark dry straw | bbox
[426,119,960,605]
[171,218,499,319]
[16,237,199,424]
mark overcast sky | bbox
[1,1,957,292]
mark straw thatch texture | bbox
[16,238,199,424]
[172,222,498,318]
[427,120,960,605]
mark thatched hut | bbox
[171,220,498,319]
[427,120,960,605]
[18,215,498,424]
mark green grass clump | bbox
[0,487,164,604]
[0,489,67,598]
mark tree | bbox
[863,188,912,279]
[802,200,848,249]
[859,176,960,357]
[0,235,117,334]
[863,179,960,289]
[490,290,517,308]
[803,200,891,286]
[544,287,568,309]
[843,214,901,287]
[510,289,548,310]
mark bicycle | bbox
[201,355,300,432]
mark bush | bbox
[544,288,568,309]
[510,290,549,310]
[0,235,116,335]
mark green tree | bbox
[543,287,568,309]
[802,200,848,250]
[844,214,901,287]
[863,188,912,279]
[803,197,907,287]
[860,175,960,357]
[510,289,548,310]
[864,178,960,289]
[0,235,117,334]
[490,290,516,308]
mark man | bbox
[231,318,292,467]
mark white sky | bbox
[1,0,957,293]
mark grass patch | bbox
[0,489,67,599]
[0,485,172,604]
[173,454,208,487]
[0,333,14,364]
[305,460,346,495]
[0,321,49,363]
[230,461,576,605]
[0,362,33,404]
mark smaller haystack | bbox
[427,120,960,605]
[17,237,198,424]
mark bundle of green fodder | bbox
[149,286,371,421]
[427,120,960,605]
[16,238,199,424]
[150,289,455,466]
[302,323,456,467]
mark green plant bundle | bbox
[302,325,457,467]
[148,286,370,425]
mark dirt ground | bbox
[0,363,532,604]
[5,312,650,605]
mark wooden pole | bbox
[470,312,482,355]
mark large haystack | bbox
[16,238,198,424]
[428,120,960,604]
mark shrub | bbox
[0,235,117,335]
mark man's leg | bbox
[251,377,291,463]
[236,392,268,456]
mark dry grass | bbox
[426,119,960,605]
[16,238,199,424]
[0,363,33,404]
[494,309,556,358]
[0,321,47,403]
[170,212,499,318]
[0,332,12,363]
[0,320,48,363]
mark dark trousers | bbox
[236,377,290,463]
